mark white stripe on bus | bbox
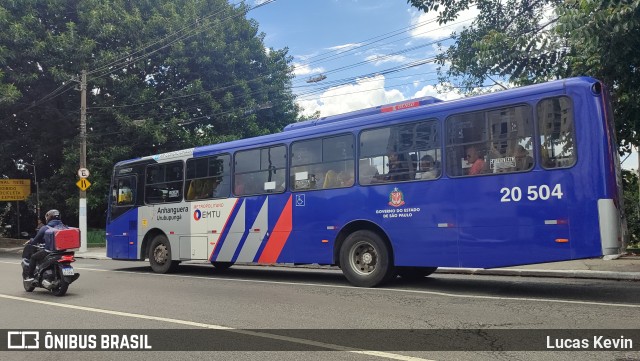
[216,200,246,262]
[236,197,269,262]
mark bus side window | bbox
[185,155,231,200]
[145,161,183,204]
[235,146,287,196]
[115,176,135,206]
[290,134,353,191]
[537,97,576,169]
[446,105,533,177]
[360,120,439,185]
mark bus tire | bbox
[211,262,233,271]
[397,266,438,280]
[339,230,394,287]
[149,235,179,273]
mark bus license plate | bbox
[62,267,74,276]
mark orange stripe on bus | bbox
[258,196,293,263]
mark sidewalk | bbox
[2,241,640,281]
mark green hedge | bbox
[87,228,106,248]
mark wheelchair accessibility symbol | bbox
[295,194,305,207]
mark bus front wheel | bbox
[149,235,179,273]
[339,230,394,287]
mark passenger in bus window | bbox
[212,177,228,198]
[234,174,246,195]
[466,145,486,175]
[199,178,216,198]
[514,145,534,171]
[323,168,340,188]
[338,167,355,187]
[117,180,133,205]
[187,179,202,200]
[382,151,411,182]
[358,158,379,185]
[416,155,439,180]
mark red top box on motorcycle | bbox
[48,228,81,250]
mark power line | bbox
[298,16,473,70]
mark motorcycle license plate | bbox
[62,266,74,276]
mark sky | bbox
[249,0,478,117]
[248,0,638,171]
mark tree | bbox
[0,0,298,228]
[622,170,640,246]
[407,0,640,151]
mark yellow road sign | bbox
[76,178,91,191]
[0,179,31,201]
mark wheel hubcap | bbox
[349,241,377,275]
[154,244,168,264]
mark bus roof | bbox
[115,76,597,166]
[283,96,443,131]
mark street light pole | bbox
[17,161,40,223]
[26,163,40,221]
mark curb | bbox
[74,253,109,260]
[435,267,640,281]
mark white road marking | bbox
[1,260,639,309]
[0,293,433,361]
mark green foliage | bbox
[407,0,640,151]
[0,0,299,228]
[87,228,106,247]
[622,170,640,246]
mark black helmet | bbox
[45,209,61,223]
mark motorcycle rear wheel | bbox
[51,280,69,297]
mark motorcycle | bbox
[21,244,80,296]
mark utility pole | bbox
[79,70,88,253]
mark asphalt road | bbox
[0,253,639,361]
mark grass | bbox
[87,228,106,248]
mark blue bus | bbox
[106,77,626,287]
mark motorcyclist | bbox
[24,209,65,282]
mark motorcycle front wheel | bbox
[22,279,35,292]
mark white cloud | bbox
[409,6,478,41]
[412,83,463,101]
[297,75,404,117]
[293,63,325,76]
[326,43,362,51]
[365,54,407,66]
[296,78,482,119]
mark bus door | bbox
[108,174,139,259]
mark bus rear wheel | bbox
[339,230,394,287]
[396,266,438,280]
[149,235,179,273]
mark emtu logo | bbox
[193,209,202,221]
